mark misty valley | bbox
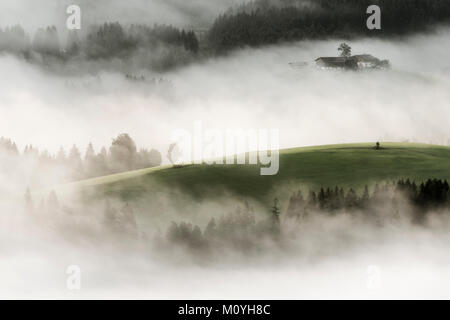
[1,0,450,300]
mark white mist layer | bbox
[1,29,450,162]
[1,25,450,299]
[2,207,450,299]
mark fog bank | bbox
[1,29,450,158]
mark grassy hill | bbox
[64,142,450,205]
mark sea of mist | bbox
[1,23,450,298]
[1,28,450,162]
[2,190,450,299]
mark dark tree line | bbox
[84,23,198,59]
[0,133,162,182]
[0,25,31,55]
[208,0,450,53]
[166,178,450,253]
[1,1,450,69]
[286,178,450,222]
[24,189,139,240]
[165,200,274,253]
[20,177,450,254]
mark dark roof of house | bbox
[315,57,348,67]
[351,54,380,63]
[315,56,360,68]
[315,54,383,68]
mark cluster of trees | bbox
[128,24,199,54]
[166,178,450,253]
[0,133,161,182]
[2,1,450,69]
[33,26,61,56]
[396,178,450,208]
[166,200,283,253]
[168,201,254,248]
[286,178,450,221]
[0,137,18,153]
[24,189,64,221]
[208,0,450,52]
[0,23,199,70]
[20,177,450,254]
[0,25,30,55]
[24,189,139,240]
[124,74,173,88]
[0,25,65,57]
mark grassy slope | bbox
[65,142,450,204]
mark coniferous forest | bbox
[0,134,161,183]
[208,0,450,52]
[0,23,200,71]
[1,0,450,71]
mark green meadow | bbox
[64,142,450,205]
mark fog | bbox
[2,29,450,163]
[1,17,450,298]
[3,190,450,299]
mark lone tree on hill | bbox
[375,142,381,150]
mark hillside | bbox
[63,142,450,205]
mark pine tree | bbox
[271,198,281,231]
[97,147,109,175]
[66,30,80,56]
[68,144,84,180]
[318,188,326,209]
[47,190,59,215]
[24,187,33,214]
[362,185,370,207]
[56,146,66,164]
[345,188,358,209]
[85,143,95,161]
[205,217,217,238]
[84,143,96,178]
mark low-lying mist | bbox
[1,28,450,162]
[2,26,450,298]
[2,182,450,299]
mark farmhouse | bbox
[315,54,389,70]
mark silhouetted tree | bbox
[66,30,80,56]
[205,217,217,238]
[68,144,84,180]
[109,133,137,173]
[271,198,281,232]
[33,26,60,56]
[338,43,352,57]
